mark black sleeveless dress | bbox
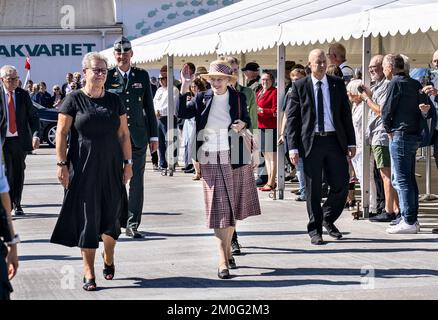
[51,90,127,249]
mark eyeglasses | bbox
[3,77,19,82]
[88,68,107,75]
[54,88,60,91]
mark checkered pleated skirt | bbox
[200,150,261,229]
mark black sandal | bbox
[103,263,115,280]
[101,252,115,280]
[82,277,97,291]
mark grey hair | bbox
[400,54,410,74]
[81,52,108,70]
[346,79,362,95]
[0,65,17,78]
[382,54,396,69]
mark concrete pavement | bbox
[9,147,438,300]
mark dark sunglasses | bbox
[158,77,167,80]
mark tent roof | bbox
[101,0,438,65]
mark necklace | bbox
[82,87,104,98]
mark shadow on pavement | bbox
[19,255,82,261]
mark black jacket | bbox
[0,85,40,151]
[382,73,429,135]
[285,74,355,157]
[177,87,251,167]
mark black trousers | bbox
[373,159,385,213]
[3,138,26,209]
[303,136,349,237]
[157,116,177,169]
[127,145,147,229]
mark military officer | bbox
[105,36,158,239]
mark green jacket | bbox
[236,84,257,131]
[105,66,158,148]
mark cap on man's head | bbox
[241,62,260,72]
[114,36,132,52]
[285,60,296,71]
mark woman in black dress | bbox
[51,52,132,291]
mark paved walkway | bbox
[9,147,438,300]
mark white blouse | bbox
[202,91,231,152]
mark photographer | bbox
[422,49,438,169]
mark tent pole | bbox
[276,44,285,200]
[239,53,246,86]
[361,35,371,217]
[420,146,438,201]
[166,54,176,176]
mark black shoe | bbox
[217,268,230,279]
[126,227,143,239]
[184,168,195,174]
[231,239,241,255]
[228,257,237,269]
[285,175,292,182]
[310,234,325,245]
[293,190,301,195]
[295,197,306,202]
[181,164,193,171]
[368,212,379,218]
[369,212,396,222]
[323,222,343,239]
[14,205,24,216]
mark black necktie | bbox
[123,73,128,89]
[316,81,325,133]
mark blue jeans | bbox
[297,158,306,199]
[389,132,420,225]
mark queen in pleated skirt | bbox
[178,59,261,279]
[201,150,261,229]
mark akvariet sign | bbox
[0,43,97,57]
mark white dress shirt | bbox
[311,74,335,133]
[153,86,180,117]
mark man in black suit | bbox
[286,49,356,245]
[0,65,40,216]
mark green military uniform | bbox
[105,66,158,231]
[236,83,257,132]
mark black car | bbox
[32,101,58,147]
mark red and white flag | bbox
[23,55,31,89]
[25,55,31,70]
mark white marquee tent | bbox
[102,0,438,68]
[101,0,438,209]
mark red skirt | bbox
[200,151,261,229]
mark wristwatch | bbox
[57,160,68,167]
[124,159,133,165]
[7,234,20,245]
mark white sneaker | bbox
[386,219,418,234]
